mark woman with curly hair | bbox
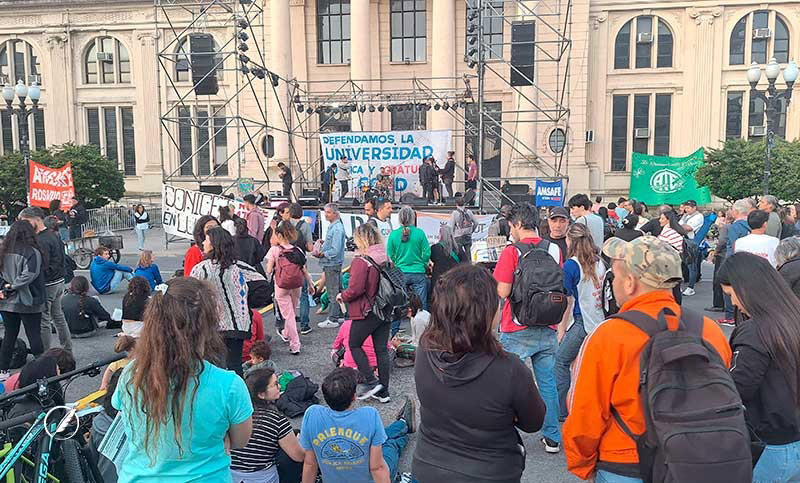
[112,276,253,482]
[183,215,219,276]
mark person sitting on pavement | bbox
[120,276,150,332]
[89,246,133,295]
[3,347,75,394]
[331,319,382,374]
[298,367,415,483]
[563,235,732,482]
[242,340,278,378]
[62,275,112,336]
[101,332,136,390]
[133,250,163,290]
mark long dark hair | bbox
[421,264,504,356]
[125,276,151,300]
[0,220,43,271]
[661,210,688,236]
[206,227,237,269]
[245,367,277,409]
[192,215,219,247]
[718,252,800,406]
[69,276,91,317]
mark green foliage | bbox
[696,138,800,203]
[0,143,125,212]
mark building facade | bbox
[0,0,795,200]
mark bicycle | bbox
[0,354,125,483]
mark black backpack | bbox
[509,240,567,327]
[610,308,752,483]
[362,256,409,322]
[292,220,308,252]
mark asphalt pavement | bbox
[7,228,727,482]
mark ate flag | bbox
[629,148,711,206]
[29,161,76,209]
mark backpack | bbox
[601,267,619,317]
[610,308,752,483]
[509,241,568,327]
[453,208,476,242]
[292,220,308,252]
[362,256,409,322]
[274,247,306,290]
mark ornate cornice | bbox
[688,7,722,26]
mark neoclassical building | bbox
[0,0,796,199]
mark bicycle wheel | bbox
[60,439,94,483]
[109,250,121,264]
[73,249,93,270]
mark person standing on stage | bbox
[277,162,293,199]
[337,155,351,198]
[439,151,456,200]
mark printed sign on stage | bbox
[534,179,564,207]
[29,161,76,209]
[162,185,249,240]
[319,130,452,196]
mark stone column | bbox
[270,0,293,162]
[42,32,70,146]
[134,31,162,178]
[431,0,456,134]
[350,0,371,131]
[688,7,721,149]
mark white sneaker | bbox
[682,288,696,296]
[276,327,289,343]
[318,319,341,329]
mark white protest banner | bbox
[320,130,452,196]
[162,184,248,240]
[320,213,401,239]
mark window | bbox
[610,93,672,171]
[317,0,351,64]
[390,104,426,130]
[465,102,502,182]
[0,39,40,85]
[548,128,567,153]
[318,110,351,133]
[175,36,223,82]
[614,16,672,70]
[86,106,136,175]
[730,11,790,65]
[0,108,45,156]
[726,91,744,139]
[466,0,503,60]
[391,0,426,62]
[176,105,228,176]
[726,91,788,140]
[84,37,131,84]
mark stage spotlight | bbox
[296,104,304,113]
[425,104,431,111]
[378,105,385,112]
[323,105,331,113]
[387,105,395,112]
[306,107,314,114]
[369,105,376,112]
[434,103,441,110]
[238,43,249,52]
[468,11,478,20]
[442,101,450,110]
[468,48,478,57]
[468,24,477,33]
[359,105,366,113]
[294,94,301,103]
[270,72,280,86]
[396,104,404,112]
[238,31,249,42]
[240,64,250,75]
[237,18,249,29]
[468,60,477,69]
[239,54,250,64]
[469,36,477,45]
[350,104,358,112]
[252,68,265,79]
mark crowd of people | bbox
[2,188,800,483]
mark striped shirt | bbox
[231,406,293,472]
[658,226,684,253]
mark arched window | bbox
[84,37,130,84]
[0,39,40,85]
[175,35,223,82]
[614,16,673,70]
[730,11,790,65]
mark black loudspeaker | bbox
[199,184,223,195]
[510,21,535,87]
[399,193,428,207]
[462,188,476,206]
[190,33,219,96]
[339,197,360,207]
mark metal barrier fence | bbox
[82,205,162,234]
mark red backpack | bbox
[274,247,305,290]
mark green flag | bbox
[629,148,711,205]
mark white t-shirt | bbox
[368,216,393,240]
[411,310,430,346]
[734,233,779,267]
[679,211,704,240]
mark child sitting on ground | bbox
[101,333,136,390]
[243,341,278,377]
[408,292,430,347]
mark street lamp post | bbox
[2,79,41,204]
[747,58,799,196]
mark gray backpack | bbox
[610,308,752,483]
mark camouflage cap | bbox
[602,235,683,289]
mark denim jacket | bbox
[726,219,751,258]
[321,219,346,268]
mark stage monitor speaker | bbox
[338,197,360,207]
[399,193,428,207]
[190,33,219,96]
[199,184,223,195]
[510,21,535,87]
[297,196,319,207]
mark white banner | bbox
[162,185,248,240]
[320,130,453,196]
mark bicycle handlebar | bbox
[0,411,40,432]
[0,353,127,406]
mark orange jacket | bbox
[562,291,732,480]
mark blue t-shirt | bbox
[563,258,582,317]
[299,405,387,482]
[112,360,253,482]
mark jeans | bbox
[276,286,301,352]
[724,293,734,319]
[323,266,344,322]
[403,272,429,311]
[687,256,699,289]
[349,312,391,391]
[555,315,586,420]
[382,420,409,479]
[753,440,800,482]
[339,180,349,197]
[0,311,44,370]
[224,337,244,377]
[595,470,643,483]
[231,464,279,483]
[105,271,134,294]
[298,280,310,330]
[500,327,561,443]
[712,255,724,308]
[135,226,147,251]
[41,282,72,352]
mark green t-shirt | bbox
[386,226,431,273]
[112,360,253,482]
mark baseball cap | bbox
[602,235,683,289]
[549,207,569,219]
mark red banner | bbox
[29,161,75,209]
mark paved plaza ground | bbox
[12,228,729,482]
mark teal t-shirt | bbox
[386,226,431,273]
[112,360,253,482]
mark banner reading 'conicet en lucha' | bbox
[29,161,75,209]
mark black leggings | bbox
[224,337,244,377]
[348,312,391,390]
[0,311,44,370]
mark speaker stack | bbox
[510,21,535,87]
[190,33,219,96]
